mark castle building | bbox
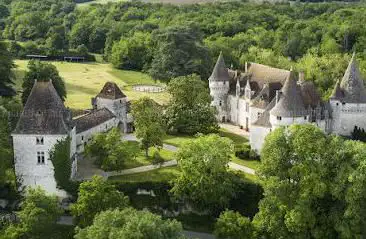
[209,52,366,153]
[12,81,132,197]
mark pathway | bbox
[76,133,255,180]
[107,160,177,177]
[219,123,249,139]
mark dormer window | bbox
[277,116,282,120]
[37,152,45,164]
[36,137,44,145]
[219,101,222,106]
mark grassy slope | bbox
[14,60,169,110]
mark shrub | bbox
[235,144,251,159]
[152,150,164,165]
[249,149,260,160]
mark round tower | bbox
[209,52,230,122]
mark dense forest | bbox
[0,0,366,96]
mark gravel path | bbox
[107,160,178,177]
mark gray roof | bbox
[251,82,282,109]
[334,53,366,103]
[97,82,126,100]
[252,98,276,128]
[209,52,230,82]
[330,80,344,100]
[270,71,307,117]
[246,63,290,88]
[13,81,71,135]
[74,108,115,134]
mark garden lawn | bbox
[123,141,175,169]
[231,156,261,170]
[14,60,169,110]
[108,166,180,183]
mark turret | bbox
[209,52,230,122]
[270,70,309,128]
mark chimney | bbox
[275,90,280,104]
[299,71,305,82]
[245,62,248,72]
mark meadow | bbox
[14,60,169,110]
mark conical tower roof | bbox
[330,79,344,100]
[270,70,307,117]
[339,52,366,103]
[13,81,71,134]
[209,52,229,82]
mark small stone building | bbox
[12,81,132,197]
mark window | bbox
[36,137,44,145]
[304,116,307,120]
[81,136,84,141]
[37,152,45,164]
[257,112,262,119]
[277,116,282,120]
[219,101,222,106]
[245,103,249,112]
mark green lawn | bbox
[123,141,175,169]
[108,166,180,183]
[14,60,169,110]
[231,156,261,170]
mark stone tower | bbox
[329,52,366,136]
[12,81,75,197]
[209,52,230,122]
[93,82,129,133]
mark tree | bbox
[110,32,152,70]
[71,176,129,227]
[3,187,63,239]
[149,25,212,81]
[131,97,165,158]
[49,137,78,196]
[21,60,66,105]
[84,128,135,171]
[253,124,366,238]
[215,210,254,239]
[0,41,15,96]
[171,134,236,212]
[165,74,218,135]
[74,208,185,239]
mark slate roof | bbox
[252,98,276,128]
[97,82,126,100]
[246,63,290,88]
[13,81,71,135]
[209,52,230,82]
[74,108,115,134]
[251,82,282,109]
[332,52,366,103]
[299,80,322,108]
[270,71,307,117]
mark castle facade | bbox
[209,53,366,153]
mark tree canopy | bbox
[3,187,63,239]
[166,74,218,135]
[131,97,165,157]
[253,124,366,238]
[215,210,254,239]
[71,176,129,228]
[74,207,185,239]
[21,60,66,104]
[171,134,236,212]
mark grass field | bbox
[108,166,180,183]
[14,60,169,110]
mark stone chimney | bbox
[245,62,248,72]
[299,71,305,83]
[275,90,280,104]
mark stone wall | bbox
[12,134,68,197]
[76,117,118,153]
